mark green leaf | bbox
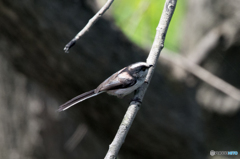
[112,0,186,52]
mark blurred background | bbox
[0,0,240,159]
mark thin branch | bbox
[186,20,236,64]
[104,0,177,158]
[64,0,115,53]
[186,21,231,64]
[64,124,88,151]
[186,26,220,64]
[161,50,240,102]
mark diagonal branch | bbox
[104,0,177,158]
[186,26,220,64]
[64,0,115,53]
[186,21,230,64]
[161,50,240,102]
[64,124,88,152]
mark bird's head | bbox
[128,62,153,78]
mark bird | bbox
[58,62,153,111]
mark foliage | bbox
[112,0,186,52]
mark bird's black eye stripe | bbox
[141,66,146,71]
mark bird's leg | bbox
[129,89,142,104]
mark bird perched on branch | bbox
[58,62,153,111]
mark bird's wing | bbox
[95,69,136,93]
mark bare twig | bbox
[64,0,115,53]
[161,50,240,102]
[186,21,232,64]
[186,26,220,64]
[104,0,177,158]
[65,124,88,151]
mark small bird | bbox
[58,62,153,111]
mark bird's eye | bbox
[141,67,146,71]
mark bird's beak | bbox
[148,64,153,68]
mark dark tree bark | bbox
[3,0,240,159]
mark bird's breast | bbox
[106,80,144,98]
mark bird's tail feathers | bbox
[58,90,102,112]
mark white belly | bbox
[106,80,144,98]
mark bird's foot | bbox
[130,97,142,104]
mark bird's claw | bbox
[130,97,142,104]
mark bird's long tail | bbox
[58,90,102,112]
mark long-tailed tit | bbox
[58,62,153,111]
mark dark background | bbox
[0,0,240,159]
